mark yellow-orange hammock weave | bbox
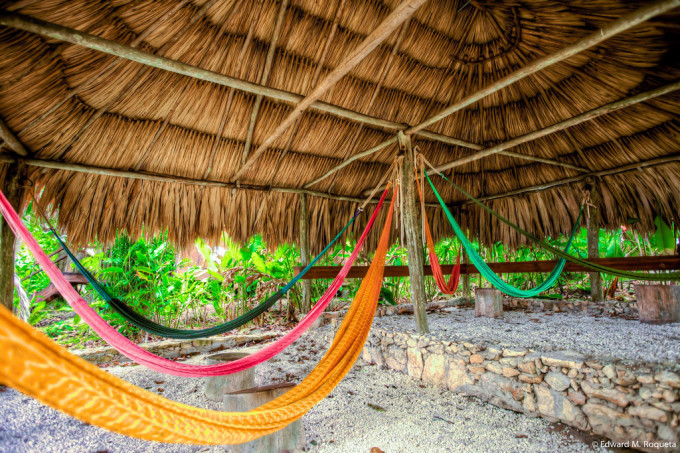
[0,188,395,445]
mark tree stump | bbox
[475,288,503,318]
[204,352,255,402]
[224,383,304,453]
[635,284,680,324]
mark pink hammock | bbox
[0,187,389,377]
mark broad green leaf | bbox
[239,247,252,263]
[251,252,267,274]
[99,266,124,274]
[654,215,676,254]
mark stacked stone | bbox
[504,298,589,313]
[362,329,680,452]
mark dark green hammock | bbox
[425,171,680,282]
[51,212,359,339]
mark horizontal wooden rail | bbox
[294,256,680,279]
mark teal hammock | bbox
[425,171,680,282]
[424,173,581,298]
[51,212,359,339]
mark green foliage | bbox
[653,215,676,254]
[15,201,677,348]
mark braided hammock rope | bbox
[50,211,359,339]
[0,186,390,376]
[424,172,583,297]
[425,169,680,282]
[0,188,396,445]
[414,172,461,294]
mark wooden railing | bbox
[294,256,680,279]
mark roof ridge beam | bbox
[231,0,428,181]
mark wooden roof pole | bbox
[18,0,198,135]
[433,80,680,173]
[362,79,680,196]
[203,1,264,180]
[133,0,245,172]
[407,0,680,135]
[314,137,588,191]
[449,154,680,206]
[324,19,412,192]
[240,0,289,167]
[0,154,440,207]
[0,116,28,156]
[0,11,477,152]
[230,0,428,181]
[312,0,679,191]
[267,0,349,185]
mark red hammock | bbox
[415,174,461,294]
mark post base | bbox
[224,383,304,453]
[475,288,503,318]
[204,352,255,402]
[634,284,680,324]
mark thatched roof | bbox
[0,0,679,253]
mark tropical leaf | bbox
[654,215,676,255]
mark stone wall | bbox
[360,329,679,452]
[74,332,280,365]
[504,297,638,318]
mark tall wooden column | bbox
[299,193,312,313]
[399,133,429,334]
[586,180,603,302]
[0,162,24,312]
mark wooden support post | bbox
[474,288,503,318]
[462,250,471,299]
[0,162,23,312]
[299,193,312,313]
[587,180,603,302]
[223,383,304,453]
[399,133,429,334]
[13,274,30,322]
[635,284,680,324]
[204,352,255,402]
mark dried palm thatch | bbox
[0,0,678,253]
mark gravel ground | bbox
[0,322,615,453]
[373,307,680,364]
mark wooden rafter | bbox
[433,80,680,173]
[333,0,680,188]
[407,0,680,135]
[18,0,196,135]
[362,80,680,195]
[322,19,411,192]
[203,0,264,180]
[240,0,289,167]
[0,116,28,156]
[133,0,244,172]
[230,0,428,181]
[267,0,349,185]
[449,154,680,206]
[0,10,482,159]
[0,154,439,208]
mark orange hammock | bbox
[0,190,395,445]
[415,173,461,294]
